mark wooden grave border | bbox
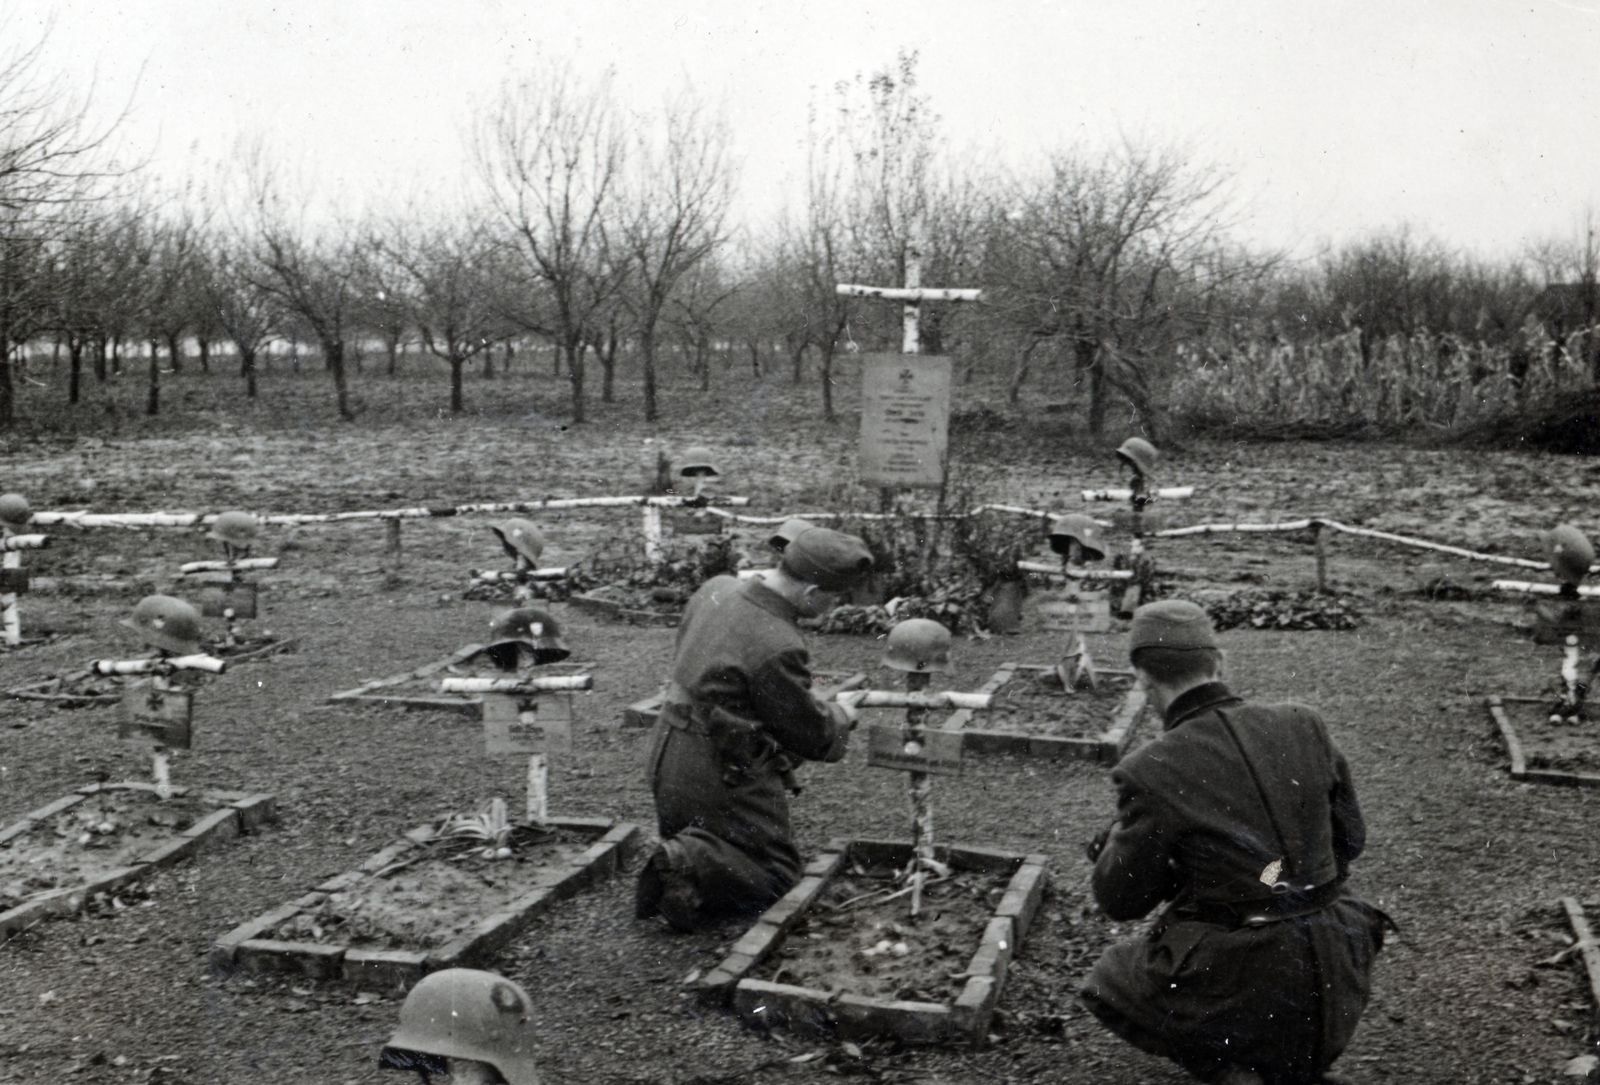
[0,782,276,940]
[947,664,1148,764]
[1486,696,1600,789]
[1561,897,1600,1018]
[212,817,642,991]
[693,838,1047,1045]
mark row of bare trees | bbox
[3,41,1597,436]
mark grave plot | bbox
[951,664,1149,764]
[0,782,275,939]
[694,839,1047,1044]
[1560,898,1600,1020]
[1487,696,1600,787]
[213,814,640,990]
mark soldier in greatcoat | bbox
[636,526,873,932]
[1080,600,1392,1085]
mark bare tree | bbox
[242,158,359,420]
[986,141,1245,435]
[375,215,502,413]
[619,85,735,421]
[477,65,625,424]
[205,227,277,399]
[0,25,127,427]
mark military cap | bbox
[1546,524,1595,586]
[1128,599,1218,653]
[768,517,816,552]
[779,527,873,593]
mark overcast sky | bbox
[9,0,1600,263]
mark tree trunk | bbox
[0,332,13,430]
[146,350,160,416]
[386,332,399,375]
[1088,351,1107,437]
[642,326,658,422]
[197,337,210,374]
[482,344,494,381]
[790,341,806,384]
[503,340,515,375]
[111,339,122,376]
[697,333,710,393]
[451,354,464,413]
[1009,340,1039,406]
[94,336,107,382]
[748,341,761,377]
[566,339,585,424]
[552,341,562,378]
[166,333,182,374]
[243,347,258,398]
[69,340,83,405]
[601,330,617,404]
[820,340,836,422]
[325,338,353,420]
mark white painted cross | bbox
[835,225,981,354]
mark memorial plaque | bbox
[482,692,573,756]
[859,354,951,488]
[865,724,963,776]
[199,582,258,620]
[1029,589,1112,634]
[119,681,193,749]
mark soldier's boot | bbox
[636,838,703,932]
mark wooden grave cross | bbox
[0,529,49,648]
[847,678,994,916]
[96,652,226,798]
[437,673,593,823]
[183,538,279,646]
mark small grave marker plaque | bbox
[118,680,193,749]
[198,581,258,621]
[865,725,963,776]
[859,354,951,489]
[481,693,573,756]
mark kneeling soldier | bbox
[637,526,872,932]
[1080,600,1391,1085]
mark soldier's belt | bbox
[1182,881,1343,928]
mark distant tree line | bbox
[2,44,1596,439]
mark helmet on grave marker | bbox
[488,519,545,565]
[768,517,817,553]
[1115,437,1158,479]
[883,618,953,673]
[1048,514,1107,562]
[1546,524,1595,586]
[0,493,31,530]
[120,595,203,656]
[379,968,541,1085]
[677,447,721,478]
[484,607,569,666]
[206,511,259,547]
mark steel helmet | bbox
[1547,524,1595,586]
[0,493,30,530]
[1048,514,1107,562]
[206,511,259,547]
[489,519,545,565]
[379,969,541,1085]
[768,517,816,552]
[1115,437,1158,479]
[120,595,203,656]
[883,618,953,673]
[484,607,569,667]
[677,447,721,478]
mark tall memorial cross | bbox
[837,229,981,493]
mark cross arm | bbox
[835,285,982,302]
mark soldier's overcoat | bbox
[645,575,850,916]
[1081,682,1390,1082]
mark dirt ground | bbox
[4,421,1600,1084]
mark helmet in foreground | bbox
[1048,514,1107,562]
[1115,437,1158,479]
[121,595,203,656]
[379,969,541,1085]
[489,520,546,566]
[482,607,569,669]
[207,511,259,548]
[1547,524,1595,586]
[0,493,31,530]
[883,618,953,673]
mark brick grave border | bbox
[948,664,1148,765]
[212,816,642,991]
[1486,696,1600,789]
[693,838,1049,1045]
[1561,897,1600,1015]
[1,782,277,940]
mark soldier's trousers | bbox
[645,722,801,918]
